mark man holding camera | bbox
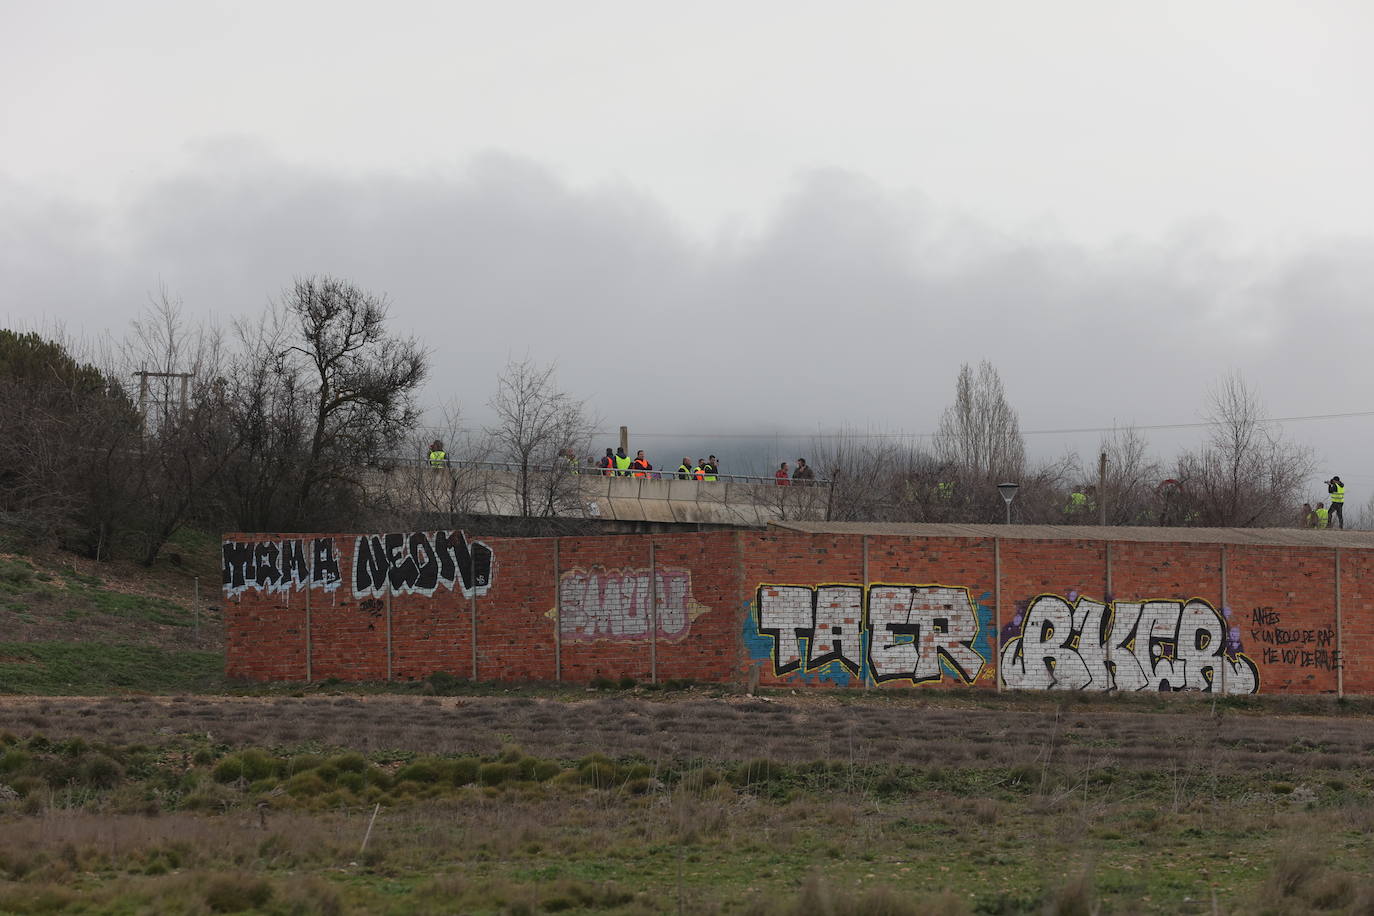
[1328,476,1346,529]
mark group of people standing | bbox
[773,459,816,485]
[587,447,724,481]
[1302,476,1346,529]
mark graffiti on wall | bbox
[352,531,493,599]
[552,566,709,643]
[748,583,994,686]
[222,530,493,599]
[999,594,1259,693]
[1249,606,1339,671]
[222,537,343,596]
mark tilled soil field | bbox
[2,690,1373,914]
[0,690,1367,777]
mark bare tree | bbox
[1084,426,1163,526]
[934,361,1025,483]
[485,358,595,524]
[211,278,427,532]
[1173,372,1314,527]
[285,277,428,522]
[121,293,239,565]
[218,308,311,531]
[372,402,490,529]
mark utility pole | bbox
[1098,451,1108,526]
[619,425,629,454]
[131,369,193,435]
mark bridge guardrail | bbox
[389,456,829,487]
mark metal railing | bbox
[389,456,829,486]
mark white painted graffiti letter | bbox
[1000,595,1258,694]
[556,566,708,643]
[866,585,985,684]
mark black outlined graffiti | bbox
[222,537,342,596]
[754,583,986,684]
[999,595,1259,693]
[867,584,985,684]
[351,530,493,599]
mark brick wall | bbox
[223,529,1363,695]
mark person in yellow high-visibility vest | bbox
[427,440,448,468]
[1327,476,1346,529]
[1315,501,1330,529]
[614,447,632,477]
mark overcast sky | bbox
[3,1,1373,493]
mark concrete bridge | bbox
[366,462,834,530]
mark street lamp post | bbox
[997,482,1020,525]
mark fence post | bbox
[862,536,870,690]
[1220,545,1228,695]
[1104,541,1113,686]
[1336,547,1344,698]
[994,537,1002,692]
[649,541,658,685]
[470,590,479,681]
[385,581,393,683]
[304,578,312,683]
[553,538,562,683]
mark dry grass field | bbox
[1,688,1374,914]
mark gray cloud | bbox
[2,148,1369,488]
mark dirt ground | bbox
[0,691,1368,778]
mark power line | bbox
[419,407,1374,444]
[610,408,1374,441]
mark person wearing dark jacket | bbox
[792,458,815,484]
[1328,476,1346,529]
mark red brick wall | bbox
[223,529,1368,695]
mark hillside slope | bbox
[0,527,223,693]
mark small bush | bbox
[0,750,32,775]
[204,874,274,913]
[1268,851,1324,898]
[478,763,516,786]
[331,752,367,773]
[213,749,278,784]
[734,759,781,787]
[617,676,638,690]
[77,753,123,789]
[589,676,616,690]
[396,759,444,784]
[531,760,561,782]
[450,758,480,786]
[579,760,619,789]
[286,771,328,798]
[286,754,325,774]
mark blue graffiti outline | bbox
[743,586,997,688]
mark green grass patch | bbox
[56,575,192,626]
[0,642,223,693]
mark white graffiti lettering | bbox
[556,567,706,643]
[351,530,493,599]
[755,584,986,684]
[1000,595,1259,693]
